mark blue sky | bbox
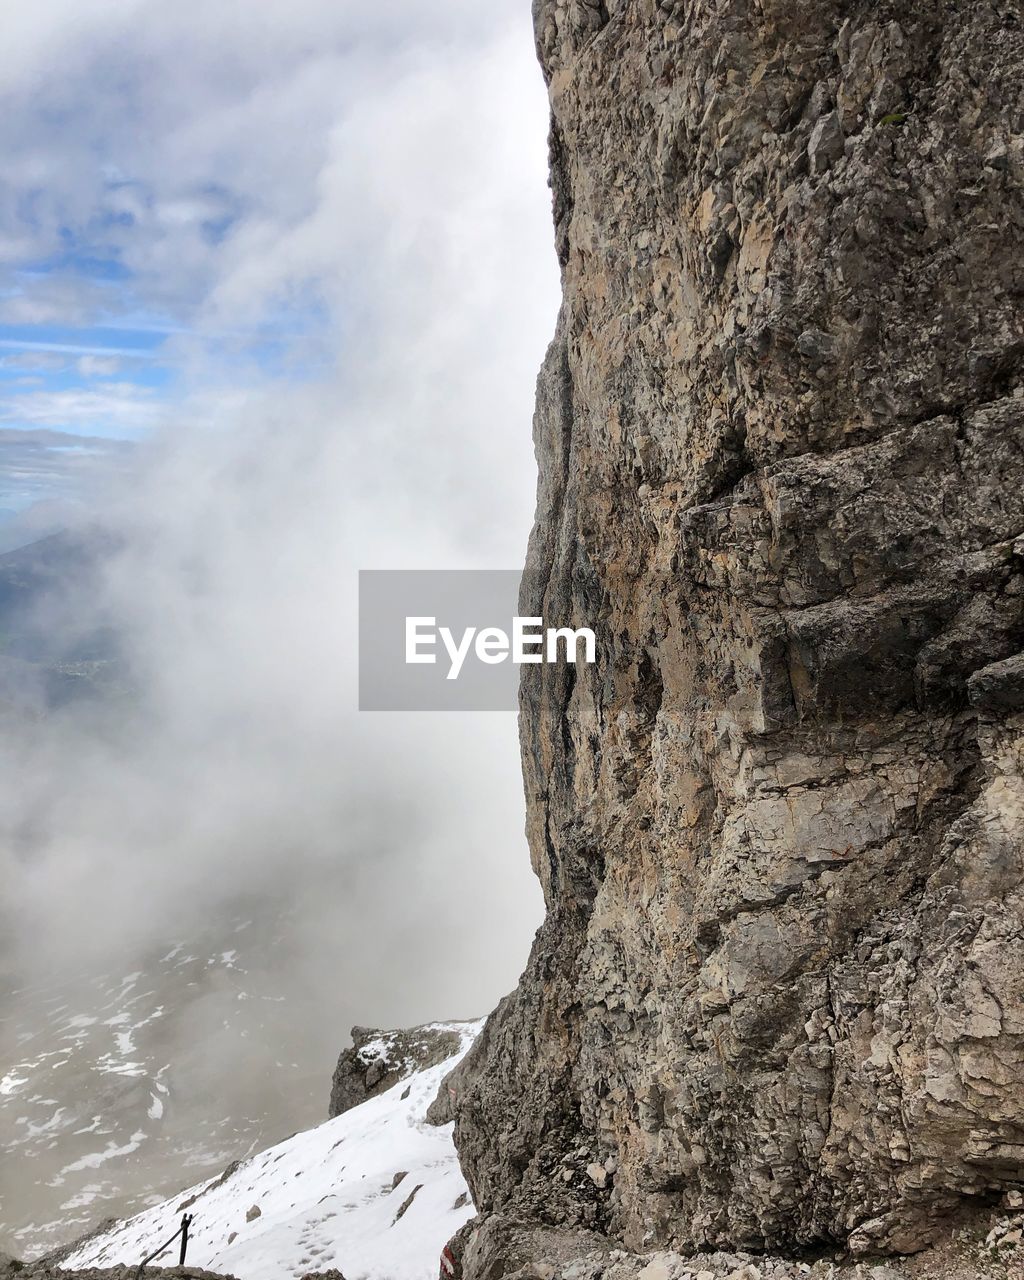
[0,223,331,517]
[0,322,172,428]
[0,256,173,511]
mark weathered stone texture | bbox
[451,0,1024,1260]
[328,1023,464,1119]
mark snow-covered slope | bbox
[60,1021,480,1280]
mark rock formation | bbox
[329,1023,466,1118]
[449,0,1024,1264]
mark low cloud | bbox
[0,353,68,373]
[0,384,160,434]
[0,0,556,1084]
[0,429,131,508]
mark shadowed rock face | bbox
[450,0,1024,1261]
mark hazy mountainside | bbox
[0,916,325,1258]
[52,1023,480,1280]
[446,0,1024,1273]
[0,530,123,712]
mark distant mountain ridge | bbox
[0,528,124,711]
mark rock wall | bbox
[450,0,1024,1260]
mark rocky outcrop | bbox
[328,1023,466,1118]
[450,0,1024,1264]
[453,1195,1024,1280]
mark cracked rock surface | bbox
[448,0,1024,1265]
[328,1023,465,1119]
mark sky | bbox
[0,0,559,1075]
[0,0,558,534]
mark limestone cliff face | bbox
[450,0,1024,1260]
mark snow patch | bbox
[0,1070,29,1097]
[52,1132,149,1184]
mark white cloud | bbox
[0,0,558,1073]
[0,383,159,434]
[0,352,68,373]
[77,355,123,376]
[0,1,551,332]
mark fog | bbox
[0,0,555,1122]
